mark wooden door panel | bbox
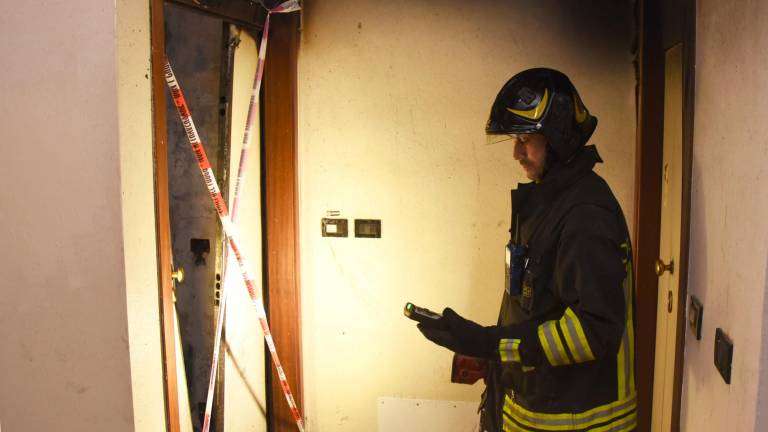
[263,12,303,432]
[651,43,683,432]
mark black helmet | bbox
[485,68,597,162]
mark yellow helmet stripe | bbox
[506,88,549,120]
[574,92,588,123]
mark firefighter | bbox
[417,68,637,432]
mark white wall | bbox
[0,1,142,430]
[297,1,636,430]
[681,2,768,431]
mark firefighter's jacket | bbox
[483,146,637,432]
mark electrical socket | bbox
[689,296,703,340]
[714,328,733,384]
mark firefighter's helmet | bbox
[486,68,597,162]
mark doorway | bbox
[634,0,696,430]
[163,3,234,429]
[149,1,302,431]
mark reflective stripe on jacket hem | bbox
[502,392,637,432]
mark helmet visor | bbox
[485,114,541,145]
[485,133,516,146]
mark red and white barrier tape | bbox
[200,1,301,430]
[164,55,304,431]
[233,0,302,218]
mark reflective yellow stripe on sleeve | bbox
[538,321,570,366]
[500,338,522,363]
[558,308,596,363]
[617,253,636,399]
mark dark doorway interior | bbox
[164,3,233,429]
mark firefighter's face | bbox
[512,133,548,181]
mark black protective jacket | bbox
[481,146,637,432]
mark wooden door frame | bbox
[151,2,303,431]
[671,0,696,429]
[262,12,303,432]
[634,0,695,430]
[150,0,180,430]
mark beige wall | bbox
[297,1,636,430]
[0,0,145,430]
[117,0,168,430]
[0,1,167,430]
[681,2,768,431]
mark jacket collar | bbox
[534,145,602,195]
[511,145,602,225]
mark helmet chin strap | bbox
[539,138,586,180]
[538,143,560,179]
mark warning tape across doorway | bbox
[163,3,303,427]
[195,1,302,431]
[164,58,304,432]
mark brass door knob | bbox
[655,259,674,276]
[171,267,185,284]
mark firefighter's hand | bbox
[417,324,463,353]
[441,308,500,358]
[418,308,500,359]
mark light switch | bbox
[321,218,348,237]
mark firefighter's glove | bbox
[418,308,501,359]
[417,324,462,353]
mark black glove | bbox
[417,325,462,353]
[418,308,501,359]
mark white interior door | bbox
[651,43,684,432]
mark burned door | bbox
[161,3,271,430]
[153,2,300,429]
[164,4,232,429]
